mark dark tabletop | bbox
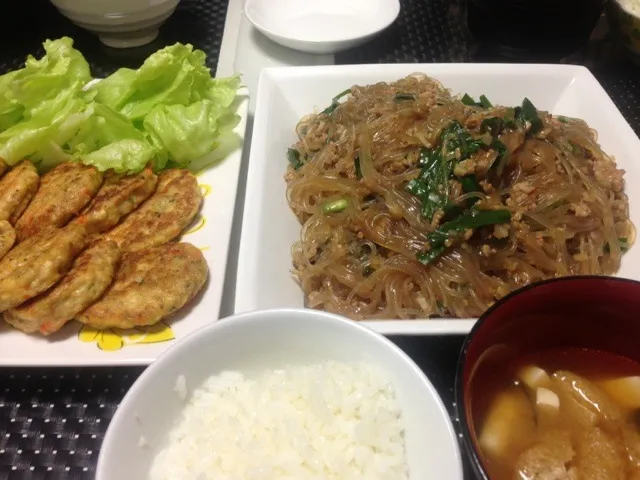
[0,0,639,478]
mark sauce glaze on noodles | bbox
[285,74,634,320]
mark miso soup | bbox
[473,347,640,479]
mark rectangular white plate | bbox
[0,90,250,366]
[235,63,640,335]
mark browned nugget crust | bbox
[0,160,39,224]
[74,166,158,234]
[77,243,208,329]
[15,162,103,240]
[5,239,121,335]
[0,220,15,260]
[0,159,7,178]
[0,224,88,312]
[105,169,202,252]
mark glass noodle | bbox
[285,74,634,320]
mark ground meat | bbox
[449,180,462,201]
[571,201,591,218]
[387,155,414,174]
[303,120,329,149]
[480,180,495,194]
[475,150,499,178]
[494,224,510,239]
[510,181,536,206]
[481,244,496,256]
[612,198,628,216]
[592,159,625,192]
[430,209,445,228]
[454,158,476,177]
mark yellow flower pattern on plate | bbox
[184,216,206,235]
[199,184,212,198]
[78,322,175,351]
[79,181,212,351]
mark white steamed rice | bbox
[149,361,408,480]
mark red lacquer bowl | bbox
[454,275,640,479]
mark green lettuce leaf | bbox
[89,43,216,123]
[81,139,156,174]
[0,37,93,166]
[0,38,240,174]
[0,71,23,131]
[143,99,240,170]
[0,91,90,167]
[92,42,241,170]
[11,37,91,120]
[66,103,156,173]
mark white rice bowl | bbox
[96,309,463,480]
[150,362,408,479]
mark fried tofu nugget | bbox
[77,243,208,329]
[74,166,158,234]
[106,169,202,252]
[0,220,16,260]
[0,160,39,224]
[4,239,120,335]
[15,162,103,240]
[0,224,88,312]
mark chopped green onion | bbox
[417,246,447,265]
[414,149,447,220]
[408,121,486,221]
[604,237,629,253]
[461,93,492,108]
[354,155,362,179]
[439,121,484,160]
[461,94,476,106]
[621,238,629,252]
[459,175,481,208]
[503,108,517,129]
[322,198,349,213]
[287,148,302,169]
[489,139,507,172]
[479,95,493,108]
[418,147,434,166]
[480,117,504,135]
[460,175,480,194]
[417,208,511,264]
[405,178,428,198]
[394,93,416,101]
[516,97,543,134]
[321,88,351,115]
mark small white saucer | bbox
[244,0,401,54]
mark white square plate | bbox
[235,64,640,335]
[0,90,249,366]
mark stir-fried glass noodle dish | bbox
[285,74,635,320]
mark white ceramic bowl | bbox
[244,0,401,54]
[50,0,180,49]
[96,308,463,479]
